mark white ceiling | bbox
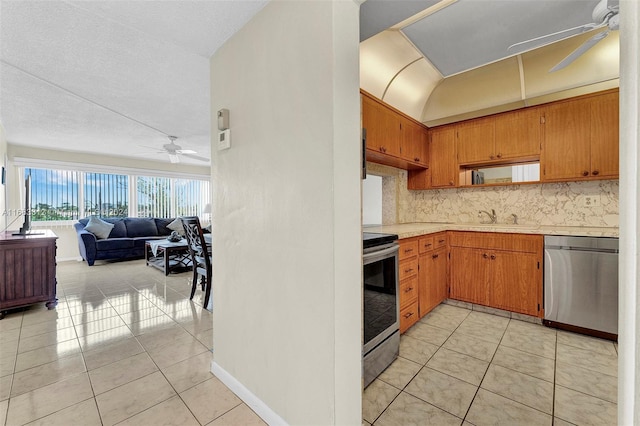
[0,0,268,165]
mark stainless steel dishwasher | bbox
[544,235,618,338]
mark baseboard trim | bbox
[211,361,287,426]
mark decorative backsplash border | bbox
[367,164,619,227]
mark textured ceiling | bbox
[0,0,268,165]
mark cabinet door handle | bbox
[404,248,413,254]
[592,170,600,176]
[404,287,413,293]
[582,171,589,176]
[424,243,432,248]
[497,153,502,158]
[449,181,454,186]
[482,253,489,259]
[490,254,496,260]
[404,268,414,273]
[438,239,445,243]
[489,155,495,160]
[414,157,420,162]
[403,312,414,319]
[432,254,439,259]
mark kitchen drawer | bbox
[433,233,447,249]
[448,231,542,253]
[399,239,419,260]
[399,258,418,281]
[418,236,434,254]
[400,276,418,308]
[400,300,419,333]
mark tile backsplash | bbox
[372,165,618,227]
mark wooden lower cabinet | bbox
[418,232,448,317]
[418,246,448,316]
[449,232,543,317]
[449,247,490,305]
[399,239,419,333]
[399,233,448,333]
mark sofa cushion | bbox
[124,218,158,238]
[107,219,127,238]
[155,218,174,236]
[96,238,135,251]
[85,216,115,239]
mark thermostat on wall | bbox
[218,129,231,151]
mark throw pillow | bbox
[167,218,185,236]
[85,216,115,239]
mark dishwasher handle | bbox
[545,245,618,254]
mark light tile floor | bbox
[0,260,266,426]
[1,260,620,426]
[363,303,618,426]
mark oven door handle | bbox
[363,245,398,261]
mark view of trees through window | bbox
[25,167,210,221]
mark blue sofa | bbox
[74,217,175,266]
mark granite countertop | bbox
[363,222,619,239]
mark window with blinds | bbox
[26,168,80,221]
[85,173,129,218]
[136,176,171,218]
[174,178,210,217]
[24,167,210,222]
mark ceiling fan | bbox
[508,0,619,73]
[139,136,209,164]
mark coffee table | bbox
[145,239,192,275]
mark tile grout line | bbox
[459,315,510,423]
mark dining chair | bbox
[180,216,212,309]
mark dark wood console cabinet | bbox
[0,230,58,318]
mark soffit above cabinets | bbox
[360,0,620,125]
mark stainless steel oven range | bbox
[363,232,399,388]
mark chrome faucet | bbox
[478,209,497,224]
[510,213,518,225]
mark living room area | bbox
[0,1,262,423]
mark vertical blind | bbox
[26,168,80,221]
[24,167,210,221]
[136,176,171,218]
[85,173,129,218]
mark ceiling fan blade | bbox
[549,30,609,73]
[181,153,210,162]
[507,22,602,53]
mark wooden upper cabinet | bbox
[542,97,591,180]
[590,90,619,178]
[541,89,619,182]
[494,107,542,161]
[457,109,542,165]
[363,95,400,157]
[429,126,457,188]
[401,118,428,167]
[361,90,428,170]
[456,118,495,164]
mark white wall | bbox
[210,1,361,424]
[362,174,382,225]
[618,0,640,423]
